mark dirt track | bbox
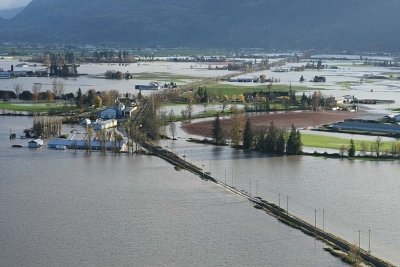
[181,111,365,138]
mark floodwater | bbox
[0,59,235,96]
[160,121,400,266]
[0,116,348,267]
[1,56,400,266]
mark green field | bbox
[201,83,324,98]
[0,102,76,113]
[301,133,398,151]
[130,72,202,81]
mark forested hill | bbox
[0,0,399,51]
[0,7,24,19]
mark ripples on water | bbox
[0,116,353,267]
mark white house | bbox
[91,119,117,130]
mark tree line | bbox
[211,108,302,155]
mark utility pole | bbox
[314,210,317,234]
[224,169,226,188]
[322,209,325,233]
[231,169,233,187]
[256,180,258,196]
[368,229,371,253]
[286,195,289,215]
[249,181,251,196]
[358,230,361,251]
[278,193,281,208]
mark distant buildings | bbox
[47,139,127,151]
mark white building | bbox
[91,119,117,130]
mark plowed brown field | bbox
[181,111,364,138]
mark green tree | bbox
[276,131,286,154]
[286,124,302,155]
[76,88,83,109]
[317,59,322,69]
[348,139,356,157]
[265,121,277,153]
[243,117,253,149]
[201,88,208,103]
[86,89,95,106]
[211,113,224,144]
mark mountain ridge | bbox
[0,0,399,51]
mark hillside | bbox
[0,7,24,19]
[0,0,399,51]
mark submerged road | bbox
[131,99,393,267]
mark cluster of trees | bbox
[299,91,336,111]
[49,63,78,77]
[227,63,252,71]
[243,89,296,112]
[340,137,400,158]
[211,108,302,155]
[92,50,136,63]
[1,80,71,102]
[104,70,125,79]
[75,88,120,110]
[194,87,209,103]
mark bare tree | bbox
[186,95,194,121]
[230,105,244,146]
[311,91,322,111]
[87,126,94,152]
[339,145,347,157]
[169,122,176,140]
[32,83,42,102]
[45,90,54,102]
[359,141,368,156]
[13,83,23,100]
[168,109,175,123]
[109,90,119,105]
[101,91,112,107]
[373,136,383,157]
[52,79,65,100]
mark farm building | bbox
[91,119,117,130]
[332,121,400,134]
[47,139,127,151]
[99,103,125,119]
[123,106,137,117]
[28,139,44,148]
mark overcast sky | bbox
[0,0,32,11]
